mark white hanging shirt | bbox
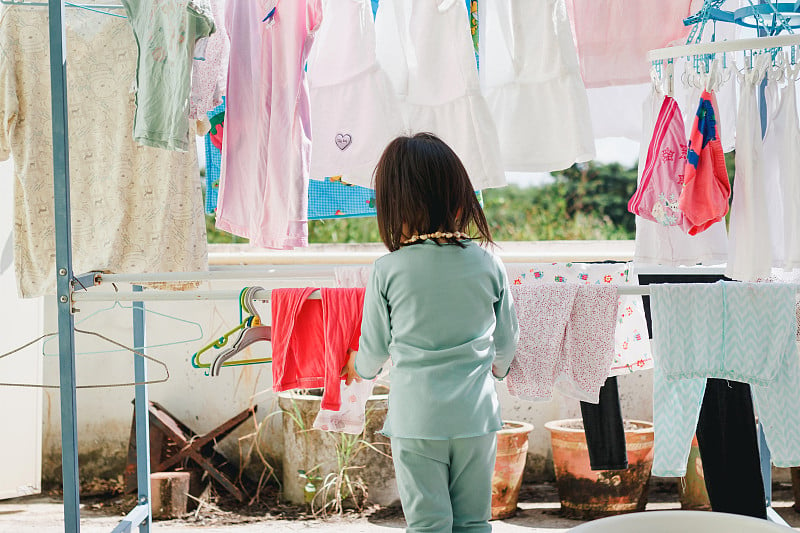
[307,0,404,188]
[480,0,595,172]
[375,0,506,189]
[0,8,208,297]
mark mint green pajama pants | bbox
[391,432,497,533]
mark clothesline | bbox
[68,281,799,303]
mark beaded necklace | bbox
[400,231,469,244]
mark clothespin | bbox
[666,58,675,97]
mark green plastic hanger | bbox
[192,287,272,373]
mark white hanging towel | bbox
[375,0,506,189]
[727,57,773,281]
[762,61,800,271]
[762,73,786,267]
[307,0,405,188]
[480,0,595,172]
[634,79,728,267]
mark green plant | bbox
[284,395,391,518]
[236,399,282,505]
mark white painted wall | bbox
[0,157,44,500]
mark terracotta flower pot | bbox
[678,435,710,510]
[491,421,534,520]
[544,418,654,520]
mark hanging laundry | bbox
[307,0,404,188]
[271,287,366,411]
[308,178,376,220]
[566,0,696,88]
[711,56,738,154]
[204,100,225,215]
[0,8,208,297]
[627,96,688,229]
[580,376,629,471]
[334,266,372,288]
[480,0,594,172]
[727,56,772,281]
[762,62,800,270]
[120,0,215,151]
[678,90,730,235]
[586,83,651,141]
[314,266,380,434]
[695,378,768,519]
[216,0,322,249]
[507,284,617,403]
[313,379,376,434]
[189,0,229,120]
[650,282,800,477]
[505,262,652,376]
[375,0,505,189]
[633,84,728,267]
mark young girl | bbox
[342,133,520,532]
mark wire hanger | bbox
[40,299,204,357]
[192,286,273,375]
[0,328,169,388]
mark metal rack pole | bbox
[47,0,81,531]
[131,286,151,533]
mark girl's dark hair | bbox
[373,133,494,252]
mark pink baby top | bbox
[679,90,730,236]
[567,0,697,88]
[216,0,322,249]
[271,287,366,412]
[628,95,688,228]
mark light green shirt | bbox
[356,240,520,439]
[121,0,214,151]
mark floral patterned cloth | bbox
[313,378,375,434]
[507,284,617,403]
[0,7,208,297]
[189,0,228,120]
[505,263,653,376]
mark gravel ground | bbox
[2,484,800,532]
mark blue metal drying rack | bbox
[43,1,152,531]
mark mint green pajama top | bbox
[355,240,520,440]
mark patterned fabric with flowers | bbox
[505,262,653,376]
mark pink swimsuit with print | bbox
[628,95,688,228]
